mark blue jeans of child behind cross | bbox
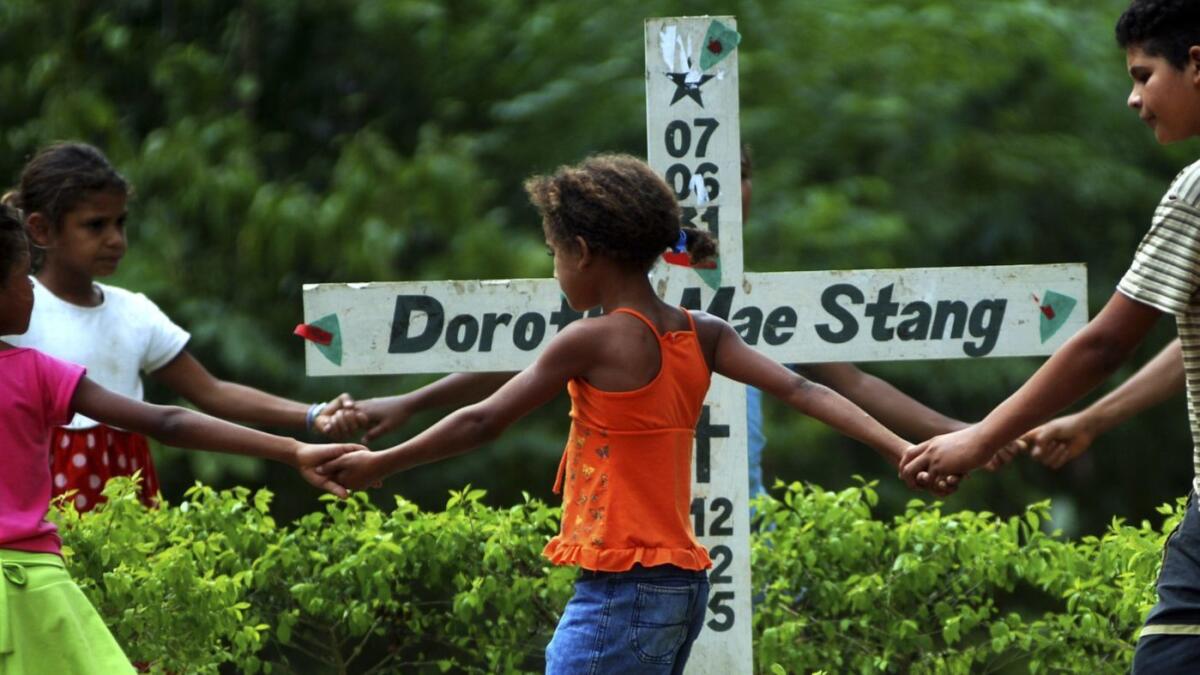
[545,564,710,674]
[1133,491,1200,673]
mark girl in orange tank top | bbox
[544,306,712,573]
[320,154,917,674]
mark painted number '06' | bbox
[664,118,720,158]
[665,163,719,201]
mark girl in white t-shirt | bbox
[2,142,367,511]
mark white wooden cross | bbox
[301,15,1087,673]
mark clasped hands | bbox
[900,412,1095,494]
[296,394,393,496]
[898,426,1032,496]
[898,425,991,495]
[309,394,421,492]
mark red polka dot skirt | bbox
[49,425,160,511]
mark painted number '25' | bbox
[705,545,735,631]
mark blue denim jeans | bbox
[1133,492,1200,673]
[545,564,710,675]
[746,386,767,500]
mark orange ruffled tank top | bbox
[542,307,713,572]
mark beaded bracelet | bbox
[305,401,325,433]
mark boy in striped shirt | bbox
[900,1,1200,669]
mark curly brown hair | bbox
[524,154,718,271]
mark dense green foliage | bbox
[753,480,1169,673]
[55,478,576,673]
[56,478,1174,673]
[2,0,1195,531]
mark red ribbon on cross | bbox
[294,323,334,346]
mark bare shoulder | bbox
[688,310,734,342]
[544,315,614,355]
[536,313,635,381]
[687,311,736,370]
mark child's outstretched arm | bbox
[1019,337,1183,469]
[899,292,1161,483]
[70,377,364,497]
[349,372,516,442]
[702,315,914,471]
[152,351,368,439]
[798,363,1027,472]
[318,325,594,490]
[798,363,968,441]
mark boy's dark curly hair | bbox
[1116,0,1200,69]
[525,153,718,271]
[0,203,29,284]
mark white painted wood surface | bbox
[302,264,1087,376]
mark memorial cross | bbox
[301,16,1087,673]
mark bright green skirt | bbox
[0,548,134,674]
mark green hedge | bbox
[753,482,1168,674]
[50,478,1176,673]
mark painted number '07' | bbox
[664,118,720,158]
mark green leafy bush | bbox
[53,478,274,671]
[753,480,1172,674]
[54,478,1176,673]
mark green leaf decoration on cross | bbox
[311,313,343,366]
[1038,290,1077,343]
[695,256,722,291]
[700,20,741,71]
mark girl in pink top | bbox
[2,143,367,510]
[0,205,363,673]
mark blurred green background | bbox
[1,0,1190,536]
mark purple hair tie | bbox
[672,229,688,253]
